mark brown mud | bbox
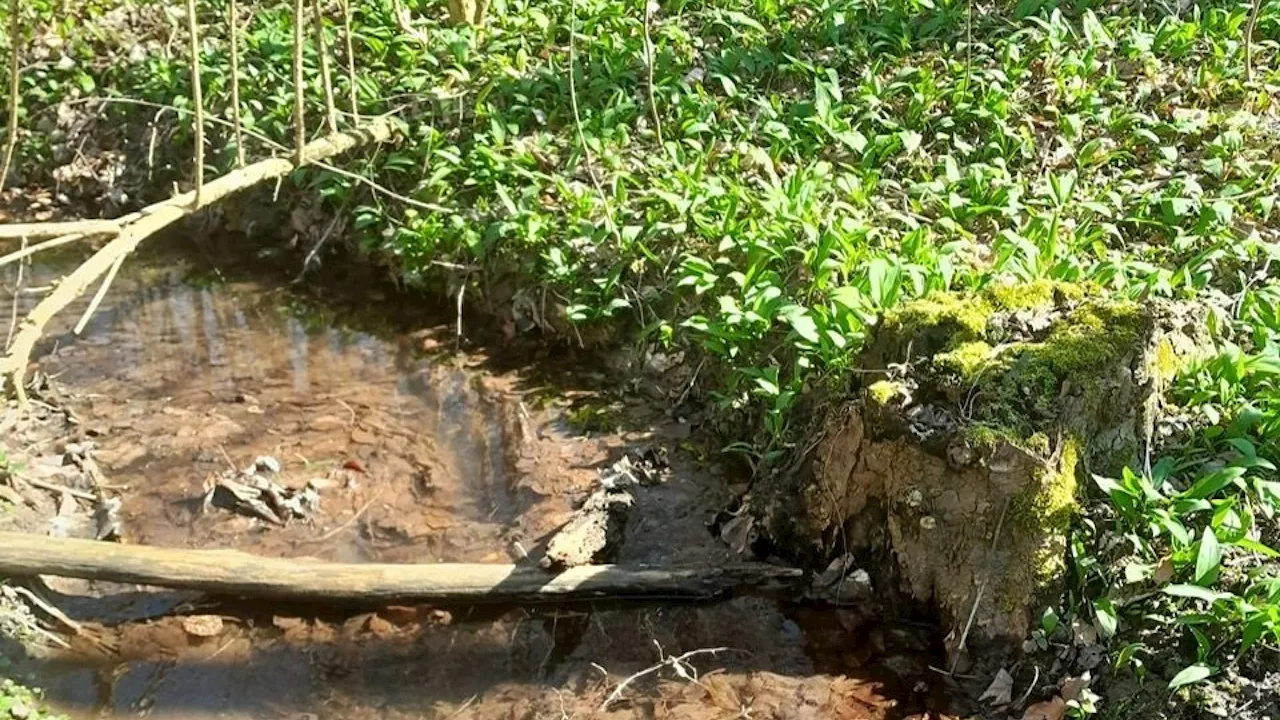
[1,231,965,719]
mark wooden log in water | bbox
[0,532,803,604]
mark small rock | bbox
[309,415,345,431]
[9,701,31,719]
[254,456,282,474]
[182,614,224,638]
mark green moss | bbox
[1032,300,1143,375]
[882,291,992,343]
[933,340,995,381]
[1150,337,1181,384]
[866,380,904,409]
[1014,437,1080,579]
[985,279,1084,312]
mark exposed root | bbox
[599,643,732,709]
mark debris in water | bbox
[182,614,224,638]
[542,448,667,569]
[203,461,323,526]
[93,496,122,540]
[252,455,282,474]
[808,553,873,604]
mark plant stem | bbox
[0,0,22,196]
[293,0,306,165]
[1245,0,1264,83]
[228,0,245,167]
[340,0,359,122]
[314,0,338,133]
[187,0,204,207]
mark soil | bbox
[0,230,967,720]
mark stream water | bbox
[1,234,956,719]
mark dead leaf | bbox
[1022,697,1066,720]
[980,668,1015,706]
[1060,672,1091,702]
[1153,557,1175,583]
[343,458,367,473]
[182,615,224,638]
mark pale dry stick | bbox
[313,0,338,134]
[296,201,349,280]
[293,0,307,165]
[5,236,26,350]
[641,0,663,146]
[0,0,20,196]
[186,0,205,207]
[10,583,85,635]
[305,490,380,544]
[0,119,395,404]
[228,0,245,167]
[340,0,359,122]
[19,477,97,502]
[0,221,118,242]
[73,253,124,335]
[600,644,731,709]
[1245,0,1265,83]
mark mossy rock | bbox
[751,282,1206,661]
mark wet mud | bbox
[1,234,962,719]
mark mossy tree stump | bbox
[754,281,1204,661]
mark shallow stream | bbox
[1,234,955,720]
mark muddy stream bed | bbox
[0,235,958,719]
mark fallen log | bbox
[0,532,803,604]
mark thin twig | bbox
[19,476,98,501]
[186,0,205,207]
[1245,0,1265,83]
[5,236,26,350]
[10,583,85,635]
[1015,665,1041,708]
[601,645,731,709]
[73,253,123,335]
[0,0,21,196]
[296,198,351,280]
[303,491,380,543]
[313,0,338,134]
[455,274,467,341]
[340,0,359,122]
[228,0,245,167]
[293,0,306,165]
[641,0,663,146]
